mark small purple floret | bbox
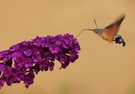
[0,33,80,89]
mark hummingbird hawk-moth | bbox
[76,14,126,46]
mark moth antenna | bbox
[94,19,98,28]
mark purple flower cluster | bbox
[0,34,80,89]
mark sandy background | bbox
[0,0,135,94]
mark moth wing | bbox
[102,15,125,42]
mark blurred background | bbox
[0,0,135,94]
